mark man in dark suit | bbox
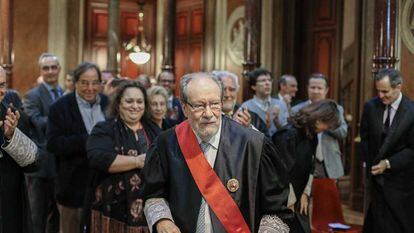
[24,53,62,233]
[361,68,414,233]
[47,62,108,233]
[157,71,185,122]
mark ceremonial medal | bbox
[227,178,239,192]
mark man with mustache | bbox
[141,72,291,233]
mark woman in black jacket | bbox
[272,99,340,233]
[84,81,160,233]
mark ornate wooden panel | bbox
[297,0,341,99]
[314,0,336,26]
[92,11,108,38]
[174,0,204,88]
[313,30,336,92]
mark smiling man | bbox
[212,70,268,135]
[47,62,108,233]
[361,68,414,233]
[291,73,347,180]
[24,53,62,233]
[142,72,291,233]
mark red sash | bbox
[175,121,251,233]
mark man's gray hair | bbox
[179,72,223,103]
[38,53,60,67]
[278,74,296,88]
[375,68,403,87]
[211,70,240,91]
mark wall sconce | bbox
[124,1,151,65]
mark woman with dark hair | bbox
[272,99,340,233]
[84,81,160,233]
[147,85,178,130]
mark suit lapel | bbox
[68,93,87,134]
[39,83,53,104]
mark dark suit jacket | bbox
[46,92,108,207]
[24,83,59,177]
[360,95,414,233]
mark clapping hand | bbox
[0,107,20,140]
[233,107,252,127]
[282,94,292,105]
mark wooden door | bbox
[175,0,203,84]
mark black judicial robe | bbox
[141,117,291,233]
[0,91,36,233]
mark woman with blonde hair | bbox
[147,85,178,130]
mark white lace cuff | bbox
[144,198,174,233]
[1,128,37,167]
[258,214,290,233]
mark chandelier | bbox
[124,1,151,65]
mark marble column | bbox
[161,0,175,73]
[107,0,119,74]
[0,0,13,82]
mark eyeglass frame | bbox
[185,100,222,112]
[41,65,59,72]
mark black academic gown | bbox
[0,91,36,233]
[360,96,414,233]
[272,125,317,233]
[141,117,291,233]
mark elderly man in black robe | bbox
[141,72,291,233]
[0,66,39,233]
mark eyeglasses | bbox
[256,78,272,84]
[78,80,101,87]
[41,65,59,71]
[159,79,175,84]
[186,101,221,112]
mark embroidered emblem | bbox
[226,178,240,193]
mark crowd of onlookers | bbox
[1,51,412,233]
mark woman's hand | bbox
[299,193,309,215]
[135,153,146,169]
